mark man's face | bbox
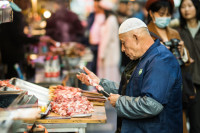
[119,32,142,60]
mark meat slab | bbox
[0,80,22,91]
[50,85,94,116]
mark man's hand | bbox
[108,93,120,107]
[76,67,100,86]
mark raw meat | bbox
[50,85,94,116]
[0,80,22,91]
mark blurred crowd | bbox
[0,0,200,132]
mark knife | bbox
[71,113,92,118]
[99,90,110,97]
[45,116,71,119]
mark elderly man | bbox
[77,18,182,133]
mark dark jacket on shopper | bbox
[100,39,183,133]
[45,7,84,43]
[178,25,200,85]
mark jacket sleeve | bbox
[115,96,163,119]
[99,78,119,94]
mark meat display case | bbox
[0,91,38,109]
[9,78,49,106]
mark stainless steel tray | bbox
[40,103,51,118]
[0,86,19,91]
[9,78,49,106]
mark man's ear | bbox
[132,33,139,45]
[132,34,138,41]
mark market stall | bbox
[0,78,107,133]
[23,106,106,133]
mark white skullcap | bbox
[119,18,147,34]
[99,0,115,11]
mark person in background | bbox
[145,0,193,132]
[116,1,132,73]
[178,0,200,132]
[0,0,54,79]
[97,0,120,82]
[117,1,128,25]
[77,18,183,133]
[87,0,105,74]
[45,0,84,43]
[145,0,191,65]
[128,1,145,21]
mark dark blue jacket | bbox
[119,39,183,133]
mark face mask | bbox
[155,17,171,28]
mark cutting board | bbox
[25,106,106,124]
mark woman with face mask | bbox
[146,0,181,44]
[145,0,191,62]
[146,0,194,133]
[178,0,200,133]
